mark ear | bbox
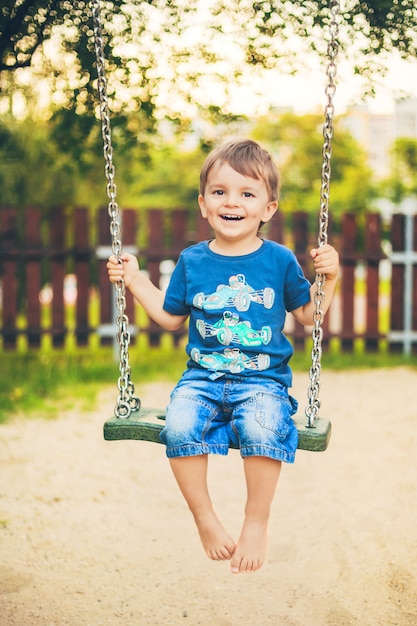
[262,200,278,224]
[198,194,208,219]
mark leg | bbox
[169,455,236,561]
[230,456,282,574]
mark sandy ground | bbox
[1,368,417,626]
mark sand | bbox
[1,368,416,626]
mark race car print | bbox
[196,311,272,347]
[192,274,275,312]
[190,347,270,374]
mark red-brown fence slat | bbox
[146,210,165,346]
[365,213,384,351]
[266,211,284,244]
[50,207,66,347]
[25,207,42,348]
[74,208,90,346]
[0,207,18,349]
[171,208,189,255]
[340,213,357,351]
[196,212,212,241]
[97,207,113,346]
[389,214,405,353]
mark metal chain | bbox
[91,0,140,419]
[305,0,339,428]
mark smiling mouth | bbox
[222,215,243,221]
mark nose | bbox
[224,192,240,207]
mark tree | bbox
[381,137,417,202]
[0,115,109,208]
[250,112,375,216]
[2,2,417,74]
[0,1,412,214]
[1,1,416,126]
[394,138,417,190]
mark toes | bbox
[209,547,233,561]
[230,556,243,574]
[230,556,261,574]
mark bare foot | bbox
[194,511,236,561]
[230,517,268,574]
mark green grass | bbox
[0,346,416,424]
[0,347,186,424]
[291,347,417,372]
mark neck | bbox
[209,237,263,256]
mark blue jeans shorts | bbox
[159,370,299,463]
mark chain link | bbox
[305,0,339,428]
[91,0,140,419]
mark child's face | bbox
[198,162,277,247]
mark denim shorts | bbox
[159,370,299,463]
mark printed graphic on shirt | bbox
[192,273,275,312]
[190,347,270,373]
[196,311,272,347]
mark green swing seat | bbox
[103,408,331,452]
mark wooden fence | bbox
[1,206,416,353]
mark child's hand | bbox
[310,245,339,281]
[107,253,140,289]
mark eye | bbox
[213,189,224,196]
[243,191,254,198]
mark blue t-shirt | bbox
[163,240,311,387]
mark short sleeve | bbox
[163,254,189,316]
[283,251,311,312]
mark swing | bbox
[91,0,340,452]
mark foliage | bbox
[392,137,417,196]
[251,112,375,215]
[2,2,417,75]
[1,0,416,189]
[1,1,416,131]
[380,137,417,202]
[121,141,205,210]
[0,114,204,210]
[0,109,378,215]
[0,116,78,206]
[0,115,108,208]
[342,0,417,57]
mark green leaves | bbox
[251,111,375,215]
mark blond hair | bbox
[199,139,280,201]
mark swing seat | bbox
[103,409,331,452]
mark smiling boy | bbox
[107,139,339,574]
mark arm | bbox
[107,253,188,331]
[291,244,339,327]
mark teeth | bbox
[222,215,243,221]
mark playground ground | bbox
[1,368,416,625]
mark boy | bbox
[107,139,339,574]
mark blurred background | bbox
[1,0,417,422]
